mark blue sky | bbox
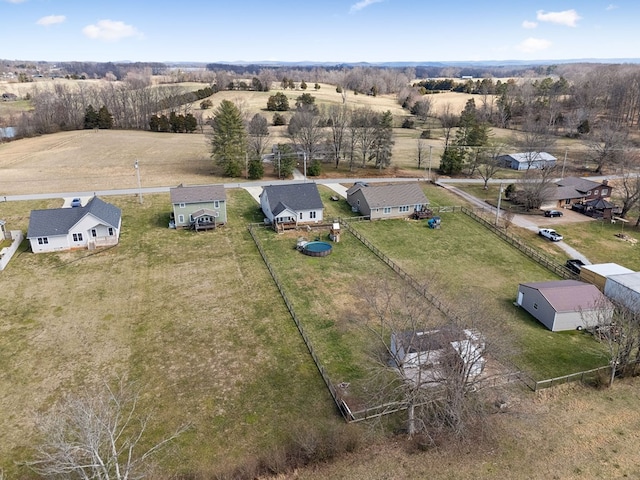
[1,0,638,63]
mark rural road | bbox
[4,173,594,264]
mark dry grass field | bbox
[289,379,640,480]
[0,130,219,195]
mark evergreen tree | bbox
[266,92,290,111]
[97,106,113,129]
[158,114,170,132]
[248,156,264,179]
[84,105,99,129]
[184,113,198,133]
[210,100,247,177]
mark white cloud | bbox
[5,0,27,3]
[36,15,66,26]
[536,9,581,27]
[350,0,384,13]
[606,4,618,11]
[516,37,552,53]
[82,20,142,42]
[522,20,538,29]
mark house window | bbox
[602,188,608,195]
[91,229,97,237]
[399,205,410,213]
[383,207,391,214]
[189,214,194,222]
[214,200,220,209]
[108,227,114,236]
[587,191,592,196]
[178,214,184,223]
[533,303,538,310]
[310,211,316,219]
[594,189,599,196]
[72,233,83,242]
[179,203,185,208]
[37,237,49,245]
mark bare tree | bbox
[438,103,458,151]
[247,113,270,159]
[26,378,189,480]
[351,108,379,168]
[512,165,558,211]
[516,120,556,169]
[477,142,508,190]
[325,104,350,168]
[288,106,324,164]
[581,296,636,387]
[358,280,498,443]
[584,120,628,174]
[412,97,433,123]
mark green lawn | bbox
[0,191,341,478]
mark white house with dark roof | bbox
[170,184,227,229]
[346,182,429,220]
[516,280,613,331]
[260,183,324,228]
[27,197,121,253]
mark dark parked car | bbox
[544,209,563,217]
[566,259,586,274]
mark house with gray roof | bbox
[498,152,557,170]
[27,197,121,253]
[346,182,429,220]
[170,184,227,230]
[260,183,324,229]
[547,177,613,212]
[516,280,613,331]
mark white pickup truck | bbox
[539,228,563,242]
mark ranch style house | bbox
[27,196,121,253]
[346,182,429,220]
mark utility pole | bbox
[495,182,503,226]
[428,145,433,182]
[134,160,143,204]
[303,152,307,181]
[561,148,568,178]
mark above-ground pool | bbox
[302,241,333,257]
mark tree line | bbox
[209,94,395,179]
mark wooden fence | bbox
[247,210,602,425]
[530,365,611,391]
[247,224,354,421]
